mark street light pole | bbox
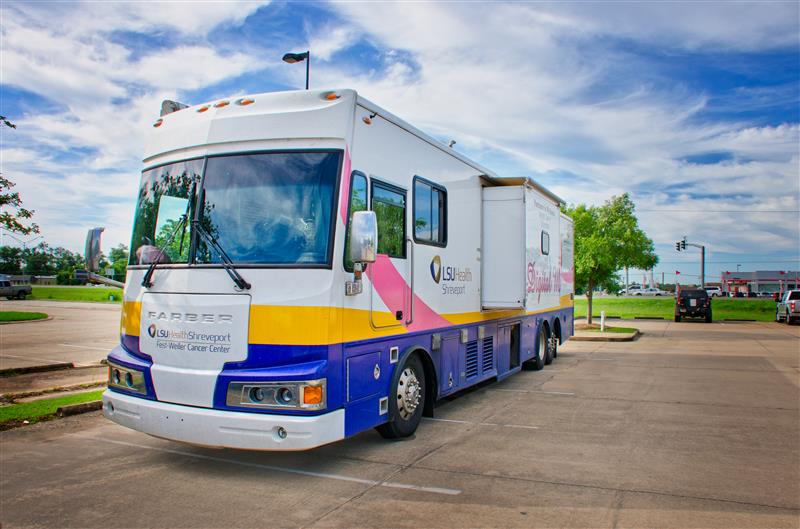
[282,51,310,90]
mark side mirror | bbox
[350,211,377,264]
[85,227,105,272]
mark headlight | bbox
[226,379,326,411]
[107,361,147,395]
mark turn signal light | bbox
[322,91,340,101]
[153,119,163,128]
[197,105,210,113]
[236,98,255,106]
[214,100,230,108]
[303,385,323,405]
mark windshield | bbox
[129,151,341,266]
[130,159,200,265]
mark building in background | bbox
[721,271,799,295]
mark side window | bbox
[371,181,406,258]
[413,177,447,246]
[541,231,550,255]
[344,172,368,271]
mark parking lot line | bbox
[494,389,576,396]
[424,417,539,429]
[78,435,462,496]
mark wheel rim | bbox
[538,331,546,362]
[396,366,421,420]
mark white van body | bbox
[102,89,574,450]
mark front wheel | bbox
[705,312,712,323]
[16,292,26,300]
[376,354,425,439]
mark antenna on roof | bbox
[161,100,188,116]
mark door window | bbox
[371,181,406,258]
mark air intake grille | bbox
[465,339,479,379]
[482,337,494,373]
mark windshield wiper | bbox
[192,220,251,290]
[141,213,188,288]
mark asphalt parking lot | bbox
[1,319,798,528]
[0,300,119,370]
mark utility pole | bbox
[675,236,705,287]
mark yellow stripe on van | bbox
[122,299,573,345]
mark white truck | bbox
[89,88,574,450]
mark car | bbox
[776,290,800,324]
[675,288,712,323]
[0,280,32,300]
[704,286,723,297]
[641,287,669,296]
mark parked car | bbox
[776,290,800,324]
[0,280,32,300]
[638,287,669,296]
[675,288,712,322]
[703,286,723,297]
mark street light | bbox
[282,51,310,90]
[736,264,741,273]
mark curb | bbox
[56,400,103,417]
[0,362,74,378]
[571,330,640,342]
[722,318,757,322]
[0,315,54,325]
[633,316,666,320]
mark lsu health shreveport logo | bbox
[147,324,157,338]
[430,255,442,283]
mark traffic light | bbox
[676,242,681,251]
[681,238,687,250]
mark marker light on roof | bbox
[197,105,210,113]
[322,91,340,101]
[214,100,230,108]
[153,119,163,128]
[236,98,255,106]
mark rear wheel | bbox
[376,354,425,439]
[16,292,26,300]
[524,328,546,370]
[705,311,712,323]
[776,309,782,322]
[674,314,681,322]
[550,332,559,360]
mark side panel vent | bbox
[465,340,479,379]
[482,337,494,373]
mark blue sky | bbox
[1,0,798,284]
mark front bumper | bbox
[103,390,345,451]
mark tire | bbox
[551,333,559,360]
[776,309,782,322]
[16,292,26,300]
[523,327,546,371]
[376,354,425,439]
[705,312,712,323]
[674,314,681,322]
[788,316,794,326]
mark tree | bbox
[564,194,658,324]
[0,246,24,274]
[23,242,56,276]
[0,117,39,235]
[108,244,129,282]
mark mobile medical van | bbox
[93,89,574,450]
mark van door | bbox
[369,180,410,328]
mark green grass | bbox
[575,297,778,322]
[0,390,104,426]
[0,311,48,322]
[30,286,122,303]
